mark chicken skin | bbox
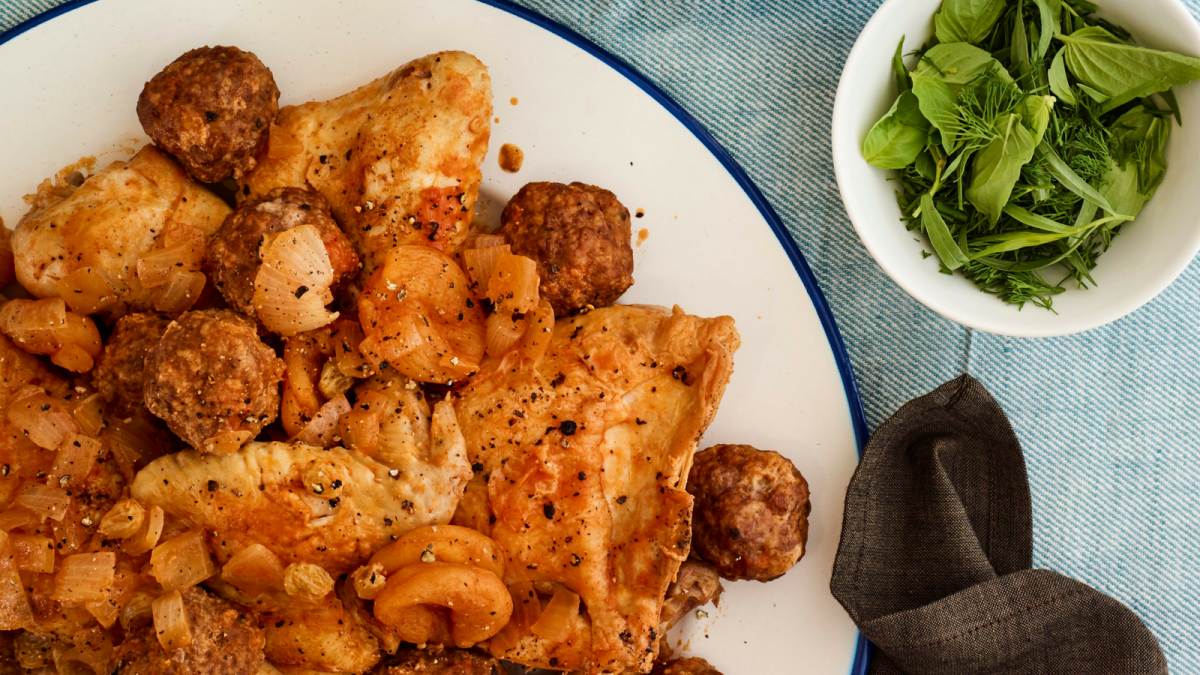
[451,305,739,674]
[12,145,229,318]
[239,51,492,276]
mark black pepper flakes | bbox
[616,495,627,505]
[543,503,556,519]
[295,285,310,299]
[560,420,577,436]
[205,111,218,122]
[207,480,218,492]
[730,528,741,539]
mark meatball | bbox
[659,559,723,631]
[207,188,360,319]
[371,646,498,675]
[114,587,265,675]
[93,313,173,418]
[651,657,723,675]
[143,310,284,453]
[137,46,279,183]
[498,182,634,316]
[686,444,811,582]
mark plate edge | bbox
[0,0,874,671]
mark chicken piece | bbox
[12,145,229,318]
[263,594,380,674]
[451,305,739,674]
[130,373,471,575]
[114,586,265,675]
[93,312,172,418]
[239,51,492,276]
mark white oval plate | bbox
[0,1,869,672]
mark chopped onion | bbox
[0,532,32,630]
[153,269,206,313]
[9,534,54,573]
[488,253,540,315]
[331,319,374,380]
[254,224,339,336]
[119,591,155,632]
[7,393,80,450]
[485,311,527,359]
[98,499,145,540]
[488,581,539,657]
[49,433,101,488]
[318,359,354,400]
[53,498,88,555]
[473,234,507,249]
[0,296,64,331]
[52,552,115,603]
[339,390,387,454]
[0,298,102,372]
[55,267,118,315]
[220,543,285,596]
[462,243,512,296]
[150,531,217,590]
[152,589,193,650]
[267,124,303,160]
[137,244,202,289]
[15,484,70,521]
[293,394,351,447]
[529,585,580,643]
[515,299,555,364]
[55,625,114,675]
[85,596,120,630]
[0,508,34,531]
[123,505,164,556]
[202,430,253,455]
[104,415,166,480]
[72,393,106,438]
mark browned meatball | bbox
[372,646,498,675]
[687,444,811,582]
[498,182,634,316]
[137,46,279,183]
[143,310,283,453]
[651,657,723,675]
[115,587,265,675]
[93,313,173,418]
[207,187,360,319]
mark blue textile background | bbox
[4,0,1200,669]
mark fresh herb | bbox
[863,0,1200,310]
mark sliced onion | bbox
[529,585,579,643]
[473,234,508,249]
[153,269,206,313]
[486,581,538,657]
[220,543,285,596]
[49,433,101,489]
[0,507,34,531]
[55,625,114,675]
[339,389,387,454]
[254,224,339,336]
[72,393,106,438]
[119,591,155,632]
[0,296,64,331]
[7,393,80,450]
[52,552,115,603]
[0,298,102,372]
[8,534,54,574]
[293,394,351,447]
[104,415,166,481]
[15,484,70,521]
[98,499,145,540]
[152,589,193,650]
[150,531,217,590]
[462,244,512,296]
[123,505,164,557]
[331,319,374,380]
[55,267,118,315]
[0,531,33,629]
[488,253,540,315]
[485,311,527,359]
[137,244,203,289]
[515,299,555,364]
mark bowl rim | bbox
[831,0,1200,338]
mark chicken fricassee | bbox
[0,45,811,675]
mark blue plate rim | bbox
[0,0,873,672]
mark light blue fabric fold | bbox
[4,0,1200,669]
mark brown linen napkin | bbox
[830,375,1167,675]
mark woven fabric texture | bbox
[3,0,1200,670]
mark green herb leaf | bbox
[911,44,1014,152]
[921,193,970,270]
[1099,161,1151,220]
[1012,3,1032,81]
[1059,26,1200,101]
[1001,204,1076,233]
[1033,0,1061,58]
[1035,140,1118,214]
[966,114,1039,224]
[1048,51,1077,105]
[1110,105,1171,193]
[863,91,931,169]
[1159,87,1182,125]
[1023,95,1056,145]
[893,37,910,93]
[934,0,1008,45]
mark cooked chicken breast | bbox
[12,145,229,317]
[131,382,471,575]
[452,305,739,674]
[239,51,492,276]
[264,594,380,674]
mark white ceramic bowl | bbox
[832,0,1200,337]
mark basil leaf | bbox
[921,193,969,270]
[1097,76,1168,114]
[915,150,937,180]
[1099,161,1151,220]
[1011,4,1031,81]
[1159,87,1182,125]
[893,37,910,93]
[1110,105,1171,193]
[1035,140,1118,214]
[1033,0,1061,58]
[912,75,961,153]
[1059,26,1200,101]
[1077,83,1109,103]
[966,114,1039,225]
[1023,95,1056,145]
[863,91,931,169]
[934,0,1007,45]
[1048,51,1077,105]
[911,44,1014,152]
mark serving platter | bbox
[0,0,870,672]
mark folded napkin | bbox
[830,375,1166,675]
